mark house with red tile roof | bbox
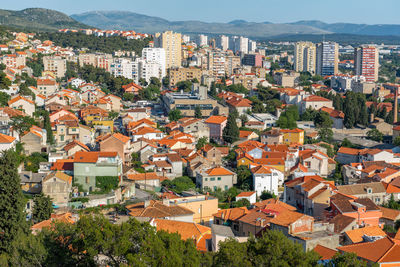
[196,166,237,191]
[337,237,400,266]
[122,82,142,95]
[8,95,35,116]
[151,219,211,251]
[20,126,47,154]
[204,116,227,142]
[0,132,17,152]
[99,133,132,165]
[284,175,336,220]
[73,151,122,192]
[236,191,256,204]
[37,78,59,96]
[319,106,344,129]
[62,139,90,157]
[31,213,76,235]
[326,193,383,227]
[300,95,333,114]
[251,165,284,197]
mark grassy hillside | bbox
[0,8,89,31]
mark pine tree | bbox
[33,193,53,223]
[0,150,25,253]
[223,113,239,144]
[209,82,217,97]
[194,105,202,118]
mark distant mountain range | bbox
[71,11,400,37]
[0,8,88,31]
[1,8,400,39]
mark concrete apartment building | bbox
[274,71,300,87]
[242,54,263,67]
[208,51,225,78]
[43,56,67,78]
[316,42,339,76]
[154,31,182,70]
[169,67,203,86]
[294,41,316,74]
[217,35,229,51]
[141,47,166,78]
[354,45,379,82]
[225,53,241,76]
[78,53,113,71]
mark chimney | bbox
[144,200,150,208]
[395,89,398,123]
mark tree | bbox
[0,150,25,253]
[33,193,53,223]
[168,109,182,122]
[196,137,208,150]
[318,127,334,143]
[366,129,383,142]
[176,80,192,92]
[214,230,320,266]
[194,105,202,118]
[209,82,217,97]
[260,190,276,200]
[239,114,248,126]
[10,115,37,134]
[236,166,252,190]
[0,91,10,106]
[314,111,333,128]
[223,112,240,144]
[394,136,400,146]
[162,76,170,88]
[276,105,299,129]
[162,176,196,194]
[234,198,251,208]
[138,78,148,87]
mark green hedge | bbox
[95,176,119,194]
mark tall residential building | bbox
[154,31,182,70]
[78,53,113,72]
[294,42,316,74]
[316,42,339,76]
[43,56,66,78]
[142,48,166,78]
[110,58,139,82]
[182,35,191,43]
[354,45,379,82]
[217,35,229,51]
[207,50,225,77]
[248,40,257,52]
[196,34,208,47]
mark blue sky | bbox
[3,0,400,24]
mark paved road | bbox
[135,188,152,200]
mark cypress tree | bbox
[223,113,239,144]
[0,150,25,253]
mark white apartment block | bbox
[142,48,166,78]
[43,56,66,78]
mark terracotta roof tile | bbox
[345,226,386,243]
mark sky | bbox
[2,0,400,25]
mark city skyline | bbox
[2,0,400,25]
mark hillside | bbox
[291,20,400,36]
[71,11,330,37]
[0,8,89,31]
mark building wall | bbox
[177,197,218,224]
[42,177,71,206]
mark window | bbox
[367,188,372,194]
[213,186,217,191]
[210,177,215,181]
[205,178,208,181]
[224,185,228,191]
[85,177,90,184]
[60,135,64,141]
[217,177,221,181]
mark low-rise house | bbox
[166,117,209,140]
[126,172,166,190]
[211,224,248,252]
[8,95,35,116]
[31,213,76,235]
[130,126,164,142]
[235,191,256,204]
[299,149,336,177]
[251,165,284,196]
[19,171,46,193]
[343,225,387,245]
[213,207,249,232]
[260,129,283,144]
[0,132,17,152]
[300,95,333,114]
[99,133,132,165]
[239,130,259,141]
[325,193,383,227]
[145,153,183,179]
[196,166,237,191]
[63,140,90,157]
[204,116,227,142]
[284,175,336,220]
[379,207,400,227]
[42,171,72,207]
[338,237,400,266]
[280,128,304,145]
[73,151,122,192]
[336,182,387,205]
[200,144,223,166]
[151,219,211,251]
[126,200,194,222]
[319,107,344,129]
[37,78,59,96]
[20,126,47,154]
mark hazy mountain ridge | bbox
[0,8,88,31]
